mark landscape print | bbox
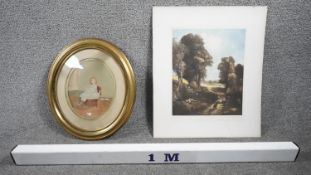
[172,29,245,115]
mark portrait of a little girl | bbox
[79,77,101,104]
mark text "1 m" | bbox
[148,153,180,162]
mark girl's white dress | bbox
[80,84,100,102]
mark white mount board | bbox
[153,6,267,138]
[11,142,299,165]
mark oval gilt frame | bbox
[47,38,136,140]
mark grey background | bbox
[0,0,310,174]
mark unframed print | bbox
[153,6,267,138]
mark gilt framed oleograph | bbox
[47,38,136,140]
[153,7,267,138]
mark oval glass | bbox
[47,39,136,140]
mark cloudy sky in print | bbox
[173,29,246,80]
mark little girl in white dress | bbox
[80,77,100,102]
